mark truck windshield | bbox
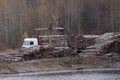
[23,41,30,46]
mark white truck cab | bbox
[22,38,38,48]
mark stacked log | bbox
[21,46,77,60]
[99,39,120,55]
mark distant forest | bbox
[0,0,120,50]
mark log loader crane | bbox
[22,17,82,53]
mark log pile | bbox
[76,34,98,48]
[75,34,86,50]
[99,39,120,55]
[21,46,77,61]
[95,32,120,44]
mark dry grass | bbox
[58,57,83,67]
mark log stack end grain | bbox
[99,39,120,55]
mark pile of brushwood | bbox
[99,39,120,55]
[21,46,77,61]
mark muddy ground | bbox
[0,53,119,75]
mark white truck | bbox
[22,35,68,48]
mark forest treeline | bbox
[0,0,120,50]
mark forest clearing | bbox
[0,0,119,79]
